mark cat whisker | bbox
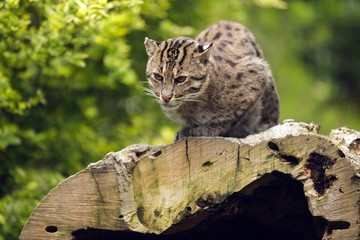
[144,93,156,98]
[142,87,154,94]
[142,88,157,98]
[184,97,206,105]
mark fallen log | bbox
[19,121,360,240]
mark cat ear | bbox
[196,42,213,63]
[144,37,160,56]
[197,42,213,54]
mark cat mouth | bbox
[159,101,181,110]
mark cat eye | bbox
[174,76,187,84]
[153,73,164,82]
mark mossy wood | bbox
[20,121,360,240]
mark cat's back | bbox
[196,21,263,60]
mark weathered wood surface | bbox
[19,121,360,240]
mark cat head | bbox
[144,37,213,110]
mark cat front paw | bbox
[174,126,225,141]
[174,131,183,142]
[174,128,190,142]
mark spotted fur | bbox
[144,21,279,140]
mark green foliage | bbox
[0,0,359,239]
[244,0,360,132]
[0,0,175,238]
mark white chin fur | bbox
[160,102,181,110]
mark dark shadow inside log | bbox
[71,171,351,240]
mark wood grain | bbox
[20,121,360,240]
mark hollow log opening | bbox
[72,171,331,240]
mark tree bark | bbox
[19,121,360,240]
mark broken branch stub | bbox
[19,121,360,240]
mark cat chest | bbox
[165,107,225,126]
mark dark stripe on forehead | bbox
[168,38,180,52]
[169,38,189,54]
[166,39,184,68]
[167,48,179,66]
[160,41,169,63]
[179,42,194,66]
[171,38,182,48]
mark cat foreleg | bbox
[174,125,229,141]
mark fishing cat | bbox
[144,21,279,140]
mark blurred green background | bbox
[1,0,359,238]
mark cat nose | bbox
[161,94,173,103]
